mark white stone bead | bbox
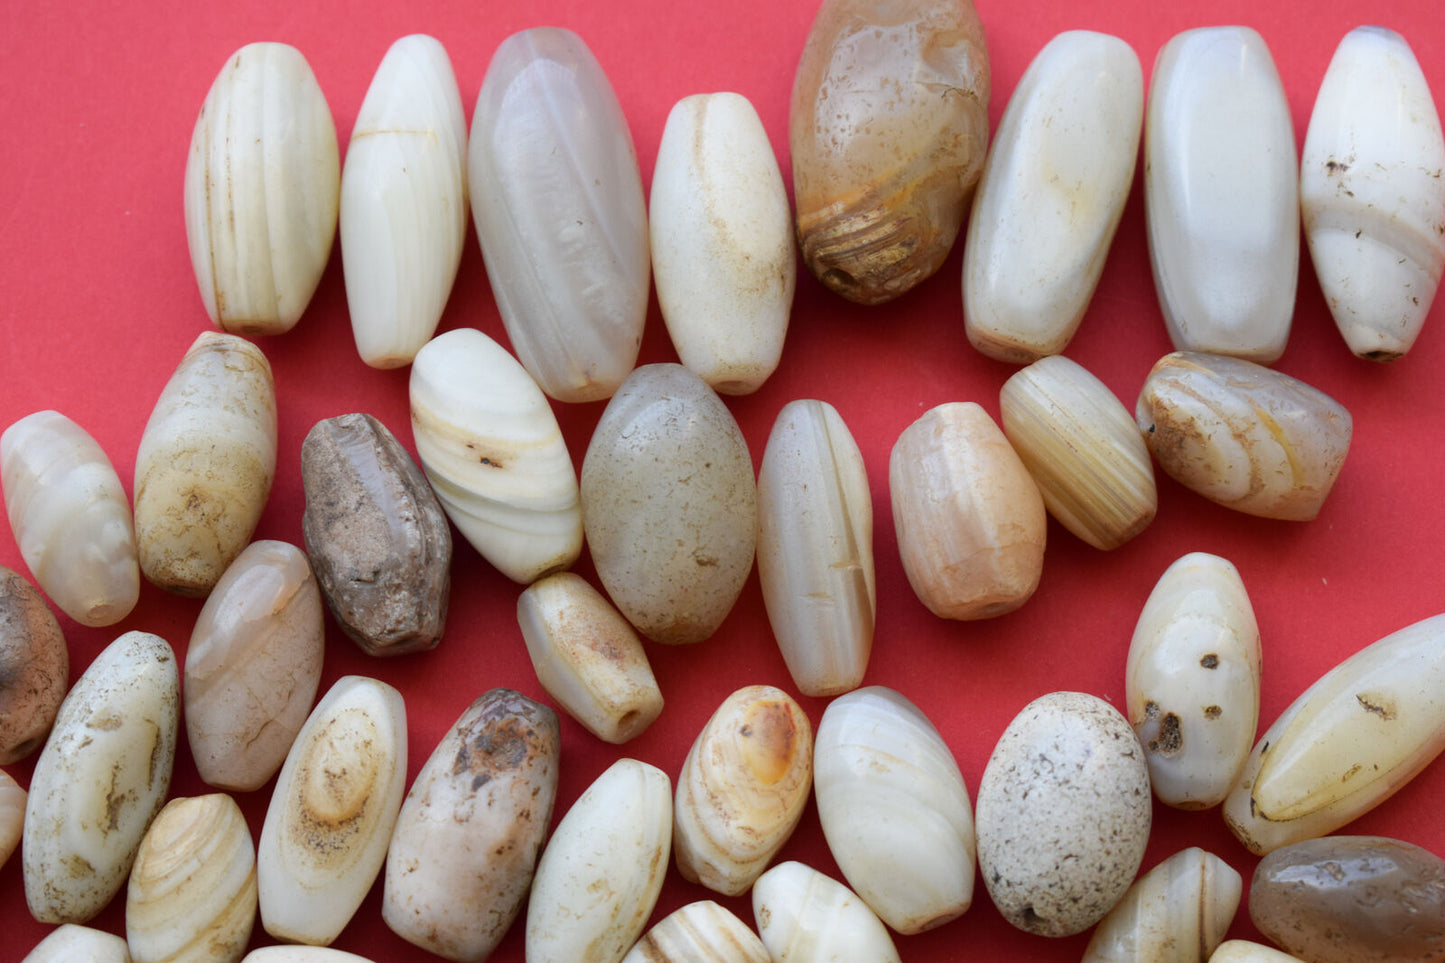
[650,92,794,394]
[1209,940,1306,963]
[751,861,900,963]
[1301,26,1445,361]
[1145,27,1298,363]
[1080,847,1241,963]
[622,901,770,963]
[342,35,468,368]
[964,30,1143,363]
[22,925,132,963]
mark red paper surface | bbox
[2,0,1444,959]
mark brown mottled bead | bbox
[0,565,67,764]
[301,413,452,656]
[1250,835,1445,963]
[790,0,990,304]
[383,689,560,962]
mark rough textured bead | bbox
[1145,27,1298,362]
[257,676,407,946]
[890,402,1046,620]
[184,540,325,792]
[384,690,559,962]
[133,332,276,596]
[125,794,257,963]
[1127,552,1261,809]
[964,31,1143,363]
[1000,355,1156,550]
[757,400,874,697]
[1080,847,1242,963]
[1137,352,1353,522]
[23,631,178,924]
[752,861,901,963]
[517,572,663,744]
[674,686,813,897]
[0,566,67,764]
[976,691,1152,937]
[526,758,671,963]
[301,413,451,655]
[581,364,756,644]
[1250,836,1445,963]
[22,925,133,962]
[814,686,976,935]
[469,27,649,402]
[410,328,582,584]
[1224,612,1445,855]
[651,92,793,394]
[342,35,468,368]
[1302,26,1445,361]
[789,0,990,304]
[184,43,338,336]
[1,410,139,626]
[622,901,771,963]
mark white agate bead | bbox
[342,35,468,368]
[1080,847,1242,963]
[622,901,770,963]
[1223,612,1445,854]
[22,925,132,962]
[1127,552,1261,809]
[1301,26,1445,361]
[650,92,794,394]
[751,861,901,963]
[964,30,1142,363]
[1145,27,1298,363]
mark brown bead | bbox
[789,0,990,304]
[301,412,452,656]
[1250,835,1445,963]
[0,565,67,764]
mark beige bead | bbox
[22,925,132,962]
[890,402,1046,620]
[1000,355,1156,550]
[1080,847,1241,962]
[0,566,68,764]
[622,901,770,963]
[0,768,23,869]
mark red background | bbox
[2,0,1443,959]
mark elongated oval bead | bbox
[964,31,1143,363]
[975,691,1152,937]
[301,413,451,656]
[581,364,756,644]
[1250,836,1445,963]
[184,43,339,336]
[751,861,901,963]
[622,901,771,963]
[758,400,874,696]
[23,631,178,924]
[410,328,581,584]
[342,35,467,369]
[383,689,559,962]
[517,572,663,744]
[1136,352,1353,521]
[1302,27,1445,361]
[1081,847,1241,963]
[242,952,374,963]
[674,686,813,897]
[1,768,24,869]
[651,92,793,394]
[125,794,257,963]
[815,686,975,934]
[257,676,407,945]
[0,566,67,764]
[1209,942,1305,963]
[526,758,671,963]
[891,402,1046,620]
[2,411,139,626]
[1127,552,1261,809]
[1000,356,1156,550]
[133,332,277,596]
[469,27,648,402]
[22,925,132,963]
[184,540,325,792]
[1223,612,1445,854]
[790,0,990,304]
[1145,27,1298,362]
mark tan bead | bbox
[0,566,67,764]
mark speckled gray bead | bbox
[975,691,1152,937]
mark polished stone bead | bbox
[301,413,451,656]
[790,0,990,304]
[1251,836,1445,963]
